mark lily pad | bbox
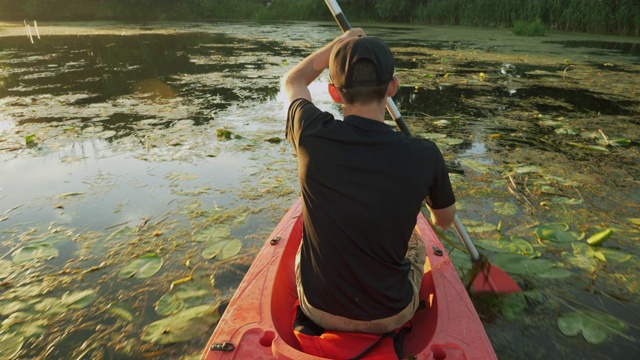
[437,137,464,146]
[535,223,578,243]
[0,301,28,316]
[586,228,613,246]
[476,236,536,256]
[119,253,163,279]
[562,243,598,273]
[0,333,24,359]
[464,221,497,233]
[12,244,59,264]
[597,248,632,263]
[34,297,67,315]
[142,304,220,345]
[0,260,12,279]
[501,293,528,320]
[194,224,231,243]
[155,293,185,316]
[492,253,572,279]
[505,237,535,255]
[18,320,47,338]
[106,302,135,322]
[493,202,517,216]
[558,310,628,344]
[202,238,242,260]
[460,159,493,174]
[61,289,97,309]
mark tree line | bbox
[1,0,638,36]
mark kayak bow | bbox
[201,199,497,359]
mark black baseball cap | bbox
[329,36,394,89]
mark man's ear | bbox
[328,83,343,103]
[386,76,399,97]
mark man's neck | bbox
[341,99,387,122]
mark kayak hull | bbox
[202,199,497,359]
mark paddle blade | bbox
[472,264,521,294]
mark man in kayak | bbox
[283,28,456,334]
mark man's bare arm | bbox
[428,203,456,230]
[282,28,365,103]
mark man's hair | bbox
[338,60,389,105]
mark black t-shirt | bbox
[286,98,455,320]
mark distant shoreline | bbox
[0,21,182,38]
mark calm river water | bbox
[1,21,639,359]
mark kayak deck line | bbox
[202,199,497,359]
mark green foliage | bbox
[412,0,640,36]
[513,18,546,36]
[0,0,638,35]
[254,0,330,21]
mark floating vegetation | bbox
[558,310,628,345]
[1,22,638,359]
[143,304,221,345]
[119,253,164,279]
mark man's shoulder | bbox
[402,135,441,153]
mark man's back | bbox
[287,99,454,320]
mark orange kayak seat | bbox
[292,301,418,360]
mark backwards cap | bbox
[329,36,394,89]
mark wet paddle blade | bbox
[472,264,521,294]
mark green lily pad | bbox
[505,237,535,255]
[476,236,536,256]
[18,320,47,338]
[194,224,231,243]
[0,260,13,279]
[562,243,598,273]
[0,301,28,316]
[597,248,632,263]
[202,238,242,260]
[501,293,528,320]
[34,297,67,316]
[437,137,464,146]
[156,293,185,316]
[174,282,211,304]
[494,202,517,216]
[61,289,97,309]
[106,302,135,322]
[475,238,510,253]
[12,244,59,264]
[0,333,24,359]
[142,304,220,345]
[119,253,163,279]
[558,310,627,344]
[492,253,572,279]
[465,222,497,233]
[535,223,577,242]
[460,159,493,174]
[586,228,613,246]
[417,132,447,140]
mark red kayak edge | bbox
[201,199,497,359]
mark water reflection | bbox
[0,23,638,360]
[0,32,285,132]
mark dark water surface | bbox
[1,22,639,359]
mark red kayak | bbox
[201,199,497,359]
